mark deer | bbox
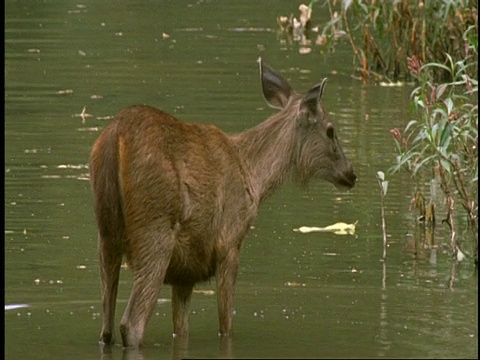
[89,57,356,347]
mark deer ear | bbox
[258,57,293,110]
[303,78,327,113]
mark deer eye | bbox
[326,123,335,139]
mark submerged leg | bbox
[172,334,189,359]
[216,249,240,337]
[120,225,176,347]
[99,234,123,345]
[172,284,194,337]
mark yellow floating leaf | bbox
[293,221,358,235]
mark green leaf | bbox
[413,128,427,143]
[421,62,451,74]
[343,0,353,11]
[436,83,448,99]
[413,154,435,175]
[404,119,418,134]
[394,151,420,172]
[415,97,426,109]
[440,159,452,175]
[439,123,452,148]
[431,123,440,144]
[444,97,454,115]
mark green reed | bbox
[320,0,477,81]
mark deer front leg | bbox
[215,249,240,337]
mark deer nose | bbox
[344,169,357,188]
[349,170,357,184]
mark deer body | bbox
[89,58,356,347]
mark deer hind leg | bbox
[99,234,123,345]
[216,248,240,337]
[172,284,194,337]
[120,223,176,347]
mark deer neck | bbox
[232,112,298,202]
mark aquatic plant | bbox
[389,38,478,264]
[376,171,388,261]
[318,0,477,81]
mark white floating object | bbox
[5,304,29,311]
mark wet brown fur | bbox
[89,59,356,347]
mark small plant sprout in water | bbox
[376,171,388,261]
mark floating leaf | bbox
[293,221,358,235]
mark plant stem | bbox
[380,187,387,260]
[342,8,366,78]
[444,196,458,260]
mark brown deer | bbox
[89,58,356,348]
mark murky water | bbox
[5,1,477,359]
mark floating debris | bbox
[284,281,306,287]
[293,221,358,235]
[177,27,203,32]
[157,298,171,304]
[74,106,93,123]
[77,127,99,132]
[193,289,215,296]
[96,115,114,120]
[57,164,88,169]
[379,81,414,87]
[228,27,272,33]
[298,47,312,55]
[57,89,73,95]
[5,304,29,311]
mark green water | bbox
[5,1,477,359]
